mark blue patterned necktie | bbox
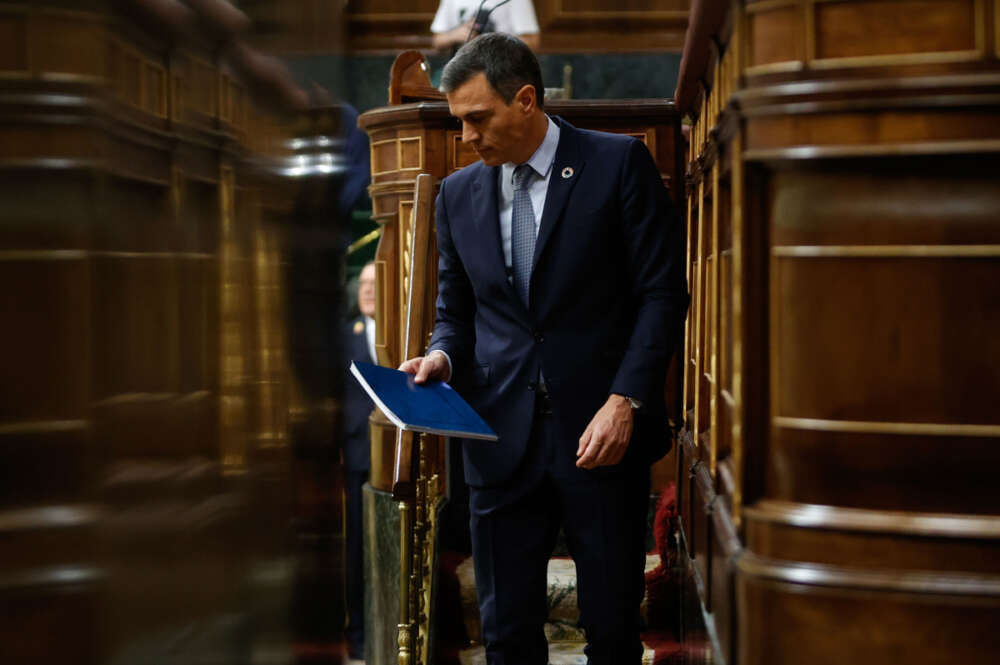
[511,164,536,306]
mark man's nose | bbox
[461,123,480,144]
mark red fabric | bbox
[652,482,678,560]
[645,483,680,635]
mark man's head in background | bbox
[358,262,376,319]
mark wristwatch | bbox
[618,394,642,410]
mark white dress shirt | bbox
[498,116,560,274]
[430,0,540,37]
[431,117,559,379]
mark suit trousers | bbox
[469,398,651,665]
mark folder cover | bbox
[349,361,498,441]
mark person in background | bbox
[431,0,540,52]
[342,261,377,664]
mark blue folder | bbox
[349,361,498,441]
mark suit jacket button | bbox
[534,332,544,343]
[527,382,536,391]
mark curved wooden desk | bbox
[676,1,1000,663]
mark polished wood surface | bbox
[676,1,1000,663]
[0,1,341,662]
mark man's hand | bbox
[398,350,451,384]
[576,395,634,469]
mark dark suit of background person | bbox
[400,35,689,665]
[342,263,376,662]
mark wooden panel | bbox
[0,428,91,505]
[996,0,1000,57]
[545,0,689,23]
[0,258,89,421]
[189,57,218,119]
[814,0,979,59]
[399,135,424,170]
[350,0,437,13]
[551,0,687,13]
[347,0,689,53]
[748,4,804,69]
[0,582,103,665]
[371,137,400,176]
[449,132,479,172]
[345,0,440,54]
[767,427,1000,513]
[0,4,309,664]
[746,109,1000,153]
[709,505,739,665]
[769,167,1000,247]
[0,10,27,72]
[737,565,1000,665]
[680,0,1000,661]
[746,502,1000,574]
[144,62,167,117]
[773,256,999,423]
[120,46,142,107]
[537,0,689,51]
[0,124,97,163]
[31,13,106,78]
[691,463,713,607]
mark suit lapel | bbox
[532,119,584,272]
[471,164,518,302]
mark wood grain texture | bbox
[679,0,1000,662]
[0,2,313,662]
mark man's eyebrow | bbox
[458,109,490,120]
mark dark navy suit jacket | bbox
[426,118,689,489]
[343,316,375,472]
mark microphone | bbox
[466,0,515,42]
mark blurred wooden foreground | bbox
[0,1,351,663]
[676,1,1000,663]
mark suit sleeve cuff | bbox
[612,392,643,409]
[428,349,453,382]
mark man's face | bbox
[358,263,376,318]
[447,72,533,167]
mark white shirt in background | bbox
[430,0,539,37]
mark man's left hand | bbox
[576,395,634,469]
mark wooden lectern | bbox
[675,1,1000,663]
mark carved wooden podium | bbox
[357,52,684,665]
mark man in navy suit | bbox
[343,261,377,662]
[400,34,688,665]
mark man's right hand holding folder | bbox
[399,350,452,384]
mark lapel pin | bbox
[561,166,574,179]
[353,320,364,335]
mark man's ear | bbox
[515,84,536,113]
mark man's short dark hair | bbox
[440,33,545,109]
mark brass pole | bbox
[397,500,412,665]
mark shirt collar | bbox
[506,115,560,180]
